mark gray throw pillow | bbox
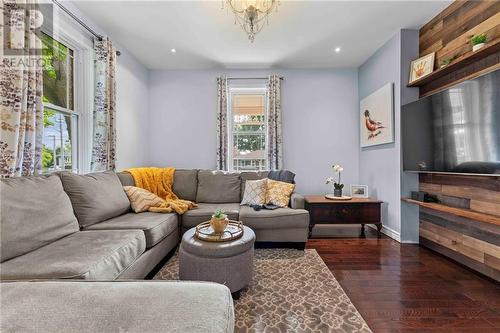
[1,175,79,262]
[59,171,131,227]
[268,170,295,184]
[196,170,241,203]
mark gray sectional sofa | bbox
[1,172,179,280]
[119,169,310,247]
[1,169,308,281]
[1,280,234,333]
[0,168,308,332]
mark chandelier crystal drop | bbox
[224,0,279,42]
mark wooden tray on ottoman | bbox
[194,220,244,242]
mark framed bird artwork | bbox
[360,83,394,148]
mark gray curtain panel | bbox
[91,38,117,172]
[0,1,44,177]
[216,76,228,171]
[267,75,283,170]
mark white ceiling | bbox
[72,0,451,70]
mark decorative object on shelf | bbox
[350,185,369,198]
[471,33,487,52]
[360,82,394,147]
[409,52,435,84]
[439,55,457,68]
[325,194,352,201]
[195,220,244,242]
[223,0,279,42]
[326,164,344,197]
[210,209,229,234]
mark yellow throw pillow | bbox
[265,179,295,207]
[123,186,170,213]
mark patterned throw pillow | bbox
[123,186,167,213]
[241,179,268,206]
[265,179,296,207]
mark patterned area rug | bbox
[154,248,372,333]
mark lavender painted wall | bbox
[63,2,151,170]
[399,30,420,243]
[148,69,359,195]
[115,50,150,169]
[358,32,402,238]
[358,29,419,241]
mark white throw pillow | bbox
[241,178,268,206]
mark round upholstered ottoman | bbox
[179,226,255,299]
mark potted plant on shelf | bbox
[439,55,457,68]
[326,164,344,197]
[210,209,229,234]
[471,33,487,52]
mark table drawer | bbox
[309,203,380,223]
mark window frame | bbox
[227,86,269,172]
[41,8,94,174]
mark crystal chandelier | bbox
[224,0,279,42]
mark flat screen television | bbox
[402,69,500,176]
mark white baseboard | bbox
[367,224,401,242]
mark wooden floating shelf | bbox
[407,39,500,88]
[401,198,500,227]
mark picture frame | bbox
[351,185,368,198]
[360,82,394,148]
[409,52,435,84]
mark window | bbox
[40,10,93,174]
[41,33,78,172]
[228,87,267,171]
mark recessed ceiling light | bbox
[170,48,176,53]
[334,47,341,53]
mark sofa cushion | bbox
[1,281,234,333]
[182,203,240,228]
[86,212,178,248]
[239,206,309,229]
[173,169,198,201]
[116,171,135,186]
[0,175,79,262]
[60,171,131,227]
[196,170,241,203]
[0,230,146,280]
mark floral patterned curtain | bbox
[267,74,283,170]
[91,37,116,172]
[216,76,228,170]
[0,1,44,178]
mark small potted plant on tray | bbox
[326,164,344,197]
[210,209,229,234]
[471,33,487,52]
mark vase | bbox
[210,216,229,234]
[334,189,342,197]
[472,43,485,52]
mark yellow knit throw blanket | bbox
[125,167,197,214]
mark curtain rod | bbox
[227,77,284,80]
[51,0,121,56]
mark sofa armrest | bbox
[290,192,306,209]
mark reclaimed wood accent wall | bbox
[419,174,500,281]
[418,0,500,96]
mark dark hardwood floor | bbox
[307,227,500,333]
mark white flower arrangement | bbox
[326,164,344,190]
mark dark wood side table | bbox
[304,196,383,238]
